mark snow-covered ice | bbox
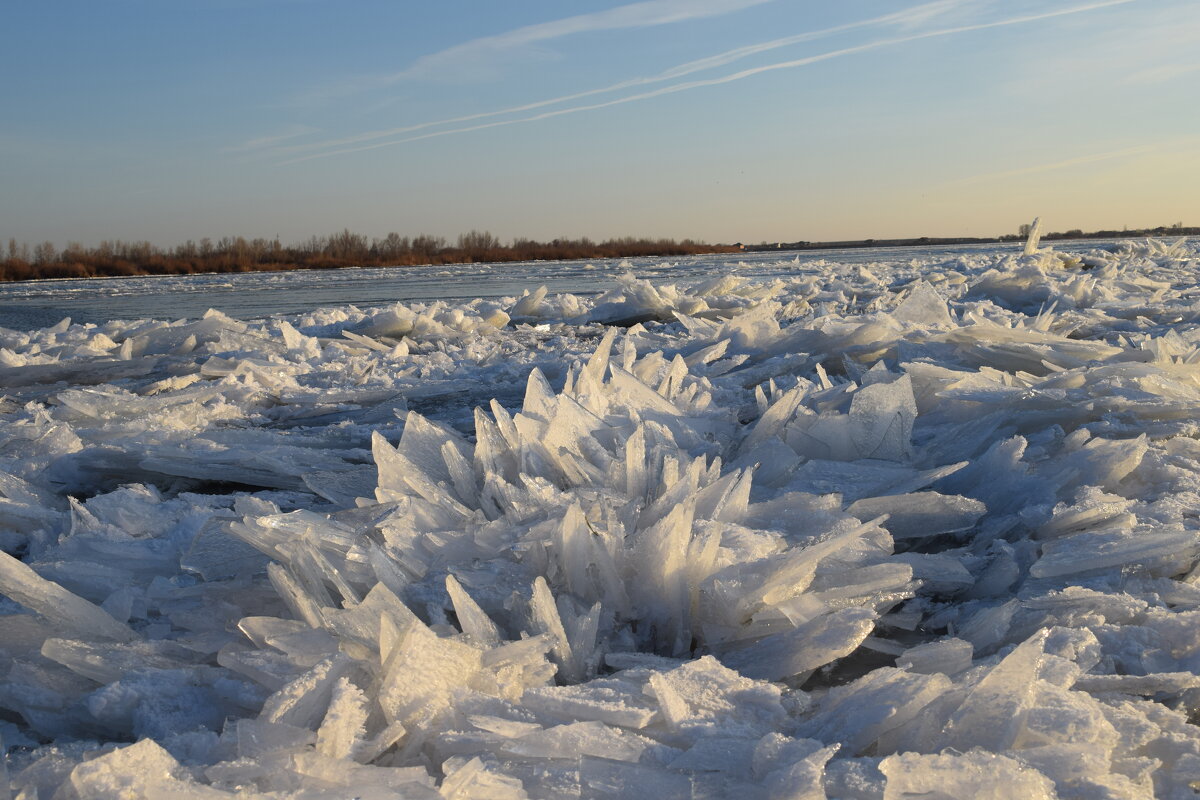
[3,239,1200,797]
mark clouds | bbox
[992,0,1194,96]
[9,0,1190,247]
[270,0,1136,165]
[224,126,318,155]
[289,0,780,111]
[267,0,975,163]
[645,0,976,81]
[380,0,781,85]
[1122,62,1200,86]
[946,144,1160,185]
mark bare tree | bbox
[33,241,57,265]
[457,230,499,252]
[411,234,445,258]
[326,229,369,261]
[375,232,410,261]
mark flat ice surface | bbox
[2,237,1200,798]
[0,240,1121,325]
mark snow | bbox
[2,238,1200,797]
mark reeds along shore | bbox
[0,231,738,282]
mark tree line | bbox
[1000,221,1196,242]
[0,230,736,282]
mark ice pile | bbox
[3,238,1200,797]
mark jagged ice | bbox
[1,239,1200,797]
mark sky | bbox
[2,0,1197,248]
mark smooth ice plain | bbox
[2,238,1200,798]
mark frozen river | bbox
[0,240,1113,329]
[5,234,1200,798]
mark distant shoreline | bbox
[0,233,738,284]
[2,225,1192,284]
[743,225,1196,253]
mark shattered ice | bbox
[3,238,1200,797]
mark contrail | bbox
[282,0,1136,165]
[392,0,781,83]
[269,0,972,159]
[280,0,780,119]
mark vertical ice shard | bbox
[261,654,353,729]
[1023,217,1043,256]
[529,576,578,682]
[446,574,503,648]
[631,499,696,656]
[848,373,917,461]
[378,617,483,733]
[315,676,369,760]
[939,629,1049,752]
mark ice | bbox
[759,372,919,463]
[646,655,786,736]
[441,757,524,799]
[879,750,1055,799]
[896,638,974,675]
[446,574,503,647]
[67,739,193,799]
[0,550,135,642]
[940,630,1054,751]
[892,280,954,328]
[578,757,693,799]
[1030,527,1200,580]
[510,285,550,320]
[720,607,878,681]
[40,637,203,684]
[7,240,1200,795]
[753,737,838,800]
[182,518,271,580]
[848,492,984,540]
[523,682,657,729]
[1024,216,1044,256]
[503,721,650,761]
[315,676,369,759]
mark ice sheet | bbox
[2,237,1200,797]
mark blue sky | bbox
[2,0,1197,247]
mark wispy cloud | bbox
[223,126,318,154]
[650,0,974,80]
[296,0,780,103]
[397,0,779,83]
[995,1,1195,97]
[280,0,1135,165]
[270,0,975,160]
[1121,62,1200,86]
[947,144,1158,185]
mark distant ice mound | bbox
[3,238,1200,797]
[507,272,778,327]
